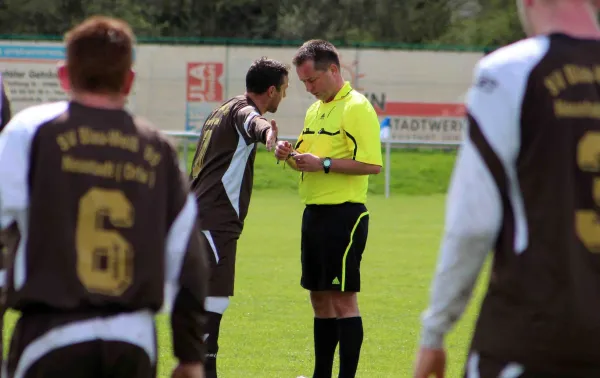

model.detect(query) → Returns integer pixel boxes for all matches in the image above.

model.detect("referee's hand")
[275,140,292,160]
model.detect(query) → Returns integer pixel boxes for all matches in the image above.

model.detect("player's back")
[1,100,180,313]
[471,33,600,371]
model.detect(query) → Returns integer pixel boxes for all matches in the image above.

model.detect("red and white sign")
[186,62,224,102]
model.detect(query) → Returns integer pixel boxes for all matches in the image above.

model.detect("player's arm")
[164,146,209,365]
[0,81,12,132]
[419,66,516,349]
[331,103,382,175]
[0,114,30,233]
[249,117,274,145]
[0,113,32,370]
[235,106,272,145]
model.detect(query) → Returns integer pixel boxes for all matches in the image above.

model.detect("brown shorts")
[6,310,157,378]
[200,230,240,297]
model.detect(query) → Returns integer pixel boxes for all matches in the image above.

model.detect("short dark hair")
[64,16,135,94]
[292,39,340,71]
[245,57,289,94]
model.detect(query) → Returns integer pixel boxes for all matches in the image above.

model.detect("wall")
[0,41,483,142]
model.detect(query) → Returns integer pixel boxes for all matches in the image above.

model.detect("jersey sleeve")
[163,142,209,363]
[342,102,383,166]
[419,61,520,349]
[0,114,32,229]
[234,105,270,145]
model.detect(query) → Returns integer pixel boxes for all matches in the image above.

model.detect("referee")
[275,39,382,378]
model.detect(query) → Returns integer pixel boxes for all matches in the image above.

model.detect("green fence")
[0,34,499,53]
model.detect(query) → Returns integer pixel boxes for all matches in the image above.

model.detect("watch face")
[324,159,331,167]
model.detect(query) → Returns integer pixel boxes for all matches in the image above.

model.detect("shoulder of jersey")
[8,101,69,132]
[307,100,321,113]
[476,35,550,76]
[347,88,371,106]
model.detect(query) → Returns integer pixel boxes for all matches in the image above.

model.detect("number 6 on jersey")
[576,131,600,253]
[76,187,135,296]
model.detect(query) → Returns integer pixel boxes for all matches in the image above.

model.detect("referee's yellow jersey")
[295,81,383,205]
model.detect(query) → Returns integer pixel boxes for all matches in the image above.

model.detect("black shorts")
[301,202,369,292]
[464,351,600,378]
[201,230,240,297]
[6,310,156,378]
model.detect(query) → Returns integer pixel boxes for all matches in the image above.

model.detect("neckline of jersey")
[321,81,354,105]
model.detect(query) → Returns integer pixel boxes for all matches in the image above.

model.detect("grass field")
[3,147,492,377]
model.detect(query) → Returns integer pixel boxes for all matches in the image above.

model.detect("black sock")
[337,317,363,378]
[313,317,339,378]
[204,311,223,378]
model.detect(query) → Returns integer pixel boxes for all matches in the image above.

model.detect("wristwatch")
[323,157,332,174]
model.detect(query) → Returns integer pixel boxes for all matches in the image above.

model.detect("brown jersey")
[0,101,208,363]
[189,95,271,233]
[472,33,600,370]
[421,33,600,373]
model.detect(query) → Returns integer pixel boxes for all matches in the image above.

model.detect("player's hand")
[275,140,292,160]
[293,153,322,172]
[171,363,205,378]
[265,119,278,151]
[413,347,446,378]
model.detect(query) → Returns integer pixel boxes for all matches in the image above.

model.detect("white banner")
[0,41,483,143]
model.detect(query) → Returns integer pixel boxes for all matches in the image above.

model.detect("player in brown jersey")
[188,57,288,378]
[414,1,600,377]
[0,16,209,378]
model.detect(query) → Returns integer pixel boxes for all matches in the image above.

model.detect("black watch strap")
[323,157,331,173]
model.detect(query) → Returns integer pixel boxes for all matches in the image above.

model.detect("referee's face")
[296,60,335,102]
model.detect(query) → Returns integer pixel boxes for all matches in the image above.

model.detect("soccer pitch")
[2,149,490,377]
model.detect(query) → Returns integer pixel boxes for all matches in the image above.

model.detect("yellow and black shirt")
[295,81,383,205]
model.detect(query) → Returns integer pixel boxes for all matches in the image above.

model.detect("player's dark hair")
[64,16,135,94]
[245,57,289,94]
[292,39,340,70]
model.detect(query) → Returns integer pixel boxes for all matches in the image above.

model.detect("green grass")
[3,147,494,377]
[182,146,458,196]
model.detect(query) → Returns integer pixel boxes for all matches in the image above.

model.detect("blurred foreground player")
[188,57,289,378]
[414,0,600,377]
[0,74,12,131]
[0,16,208,378]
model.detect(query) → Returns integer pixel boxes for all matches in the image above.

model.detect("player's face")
[296,60,337,102]
[267,75,288,113]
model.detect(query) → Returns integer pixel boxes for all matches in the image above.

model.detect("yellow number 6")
[576,131,600,253]
[76,187,135,296]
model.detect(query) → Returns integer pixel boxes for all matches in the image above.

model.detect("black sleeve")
[171,220,208,363]
[165,143,209,363]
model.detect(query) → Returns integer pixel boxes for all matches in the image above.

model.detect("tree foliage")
[0,0,526,48]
